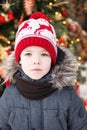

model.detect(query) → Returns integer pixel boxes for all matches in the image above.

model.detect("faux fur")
[2,47,78,89]
[51,47,78,89]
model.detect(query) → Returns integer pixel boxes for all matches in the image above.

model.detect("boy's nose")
[34,61,40,64]
[33,58,40,64]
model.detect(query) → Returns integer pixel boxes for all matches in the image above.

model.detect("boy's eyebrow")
[25,49,31,52]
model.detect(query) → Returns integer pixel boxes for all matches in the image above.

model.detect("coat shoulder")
[0,84,22,107]
[56,86,82,110]
[2,84,19,98]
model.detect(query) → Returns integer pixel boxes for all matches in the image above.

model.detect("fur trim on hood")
[1,47,78,89]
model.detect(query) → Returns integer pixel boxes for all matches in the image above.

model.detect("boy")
[0,12,87,130]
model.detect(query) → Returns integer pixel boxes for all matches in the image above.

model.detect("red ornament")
[61,8,68,17]
[58,37,65,45]
[84,99,87,106]
[5,79,10,87]
[0,15,5,25]
[81,98,87,111]
[75,83,80,96]
[8,11,14,21]
[5,48,11,54]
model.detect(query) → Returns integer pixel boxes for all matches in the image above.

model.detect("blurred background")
[0,0,87,109]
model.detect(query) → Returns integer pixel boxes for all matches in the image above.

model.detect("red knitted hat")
[14,12,58,64]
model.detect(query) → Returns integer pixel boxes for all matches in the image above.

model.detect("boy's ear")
[19,60,21,65]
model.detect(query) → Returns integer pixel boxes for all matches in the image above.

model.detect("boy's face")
[19,46,52,80]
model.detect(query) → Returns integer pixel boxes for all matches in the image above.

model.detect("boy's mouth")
[31,69,42,71]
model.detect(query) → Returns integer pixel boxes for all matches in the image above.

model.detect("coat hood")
[2,46,78,89]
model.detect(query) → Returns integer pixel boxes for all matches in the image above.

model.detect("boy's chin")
[30,76,43,80]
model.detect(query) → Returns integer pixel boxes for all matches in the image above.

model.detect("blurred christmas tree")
[0,0,87,95]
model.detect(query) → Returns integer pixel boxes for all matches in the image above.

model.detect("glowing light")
[62,20,66,25]
[71,40,74,44]
[74,79,78,84]
[49,2,52,6]
[77,56,82,61]
[76,38,80,42]
[50,19,52,23]
[55,11,62,17]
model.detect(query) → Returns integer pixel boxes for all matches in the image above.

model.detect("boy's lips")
[31,69,42,71]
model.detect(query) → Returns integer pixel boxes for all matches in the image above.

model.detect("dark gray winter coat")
[0,47,87,130]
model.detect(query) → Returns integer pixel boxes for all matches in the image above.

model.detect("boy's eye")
[41,53,49,56]
[25,53,32,56]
